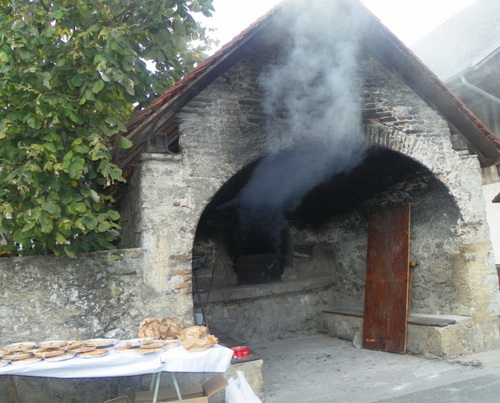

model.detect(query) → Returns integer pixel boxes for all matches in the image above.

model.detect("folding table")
[0,341,234,403]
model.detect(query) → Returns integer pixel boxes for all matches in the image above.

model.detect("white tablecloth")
[0,343,234,378]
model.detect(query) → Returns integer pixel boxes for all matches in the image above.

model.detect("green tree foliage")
[0,0,213,257]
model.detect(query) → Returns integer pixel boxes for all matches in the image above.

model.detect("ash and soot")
[222,0,370,280]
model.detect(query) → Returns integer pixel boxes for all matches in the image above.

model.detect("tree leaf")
[91,80,105,94]
[70,74,85,87]
[67,157,85,179]
[0,51,9,63]
[123,77,135,95]
[107,210,120,221]
[117,136,133,149]
[68,112,84,125]
[42,201,60,215]
[56,232,67,244]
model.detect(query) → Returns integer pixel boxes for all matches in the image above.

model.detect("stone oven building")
[113,0,500,357]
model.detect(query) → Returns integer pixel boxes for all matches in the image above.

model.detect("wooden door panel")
[362,203,411,353]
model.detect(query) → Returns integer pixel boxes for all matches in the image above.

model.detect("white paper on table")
[160,344,234,373]
[0,342,233,378]
[0,349,164,378]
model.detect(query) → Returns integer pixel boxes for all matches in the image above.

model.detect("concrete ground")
[251,334,500,403]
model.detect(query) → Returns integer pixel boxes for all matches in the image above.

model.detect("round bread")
[38,341,68,349]
[4,351,33,361]
[3,342,38,351]
[137,318,161,339]
[66,341,84,350]
[72,346,95,354]
[164,340,180,348]
[78,349,109,358]
[136,346,165,355]
[34,349,65,359]
[45,352,75,362]
[116,345,138,352]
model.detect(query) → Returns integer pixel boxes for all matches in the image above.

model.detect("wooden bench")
[323,307,458,327]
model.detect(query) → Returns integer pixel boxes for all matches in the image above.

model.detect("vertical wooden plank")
[362,203,411,353]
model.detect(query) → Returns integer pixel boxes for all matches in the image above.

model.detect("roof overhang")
[114,0,500,184]
[362,12,500,167]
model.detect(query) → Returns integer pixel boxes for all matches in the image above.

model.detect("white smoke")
[235,0,369,213]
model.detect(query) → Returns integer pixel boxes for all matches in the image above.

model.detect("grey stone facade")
[118,44,500,353]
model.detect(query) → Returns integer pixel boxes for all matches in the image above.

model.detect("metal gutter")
[460,75,500,105]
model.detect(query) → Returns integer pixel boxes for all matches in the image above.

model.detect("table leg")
[171,373,183,403]
[149,373,156,390]
[8,375,20,403]
[151,373,161,403]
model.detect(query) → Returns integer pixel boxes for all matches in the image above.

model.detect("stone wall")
[324,313,500,358]
[316,167,463,315]
[193,235,335,343]
[119,153,203,325]
[0,249,146,345]
[0,248,168,403]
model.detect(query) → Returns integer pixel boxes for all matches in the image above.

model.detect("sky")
[202,0,479,50]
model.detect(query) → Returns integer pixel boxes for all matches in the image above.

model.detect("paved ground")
[252,334,500,402]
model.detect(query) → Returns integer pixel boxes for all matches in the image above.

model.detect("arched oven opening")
[192,145,460,342]
[195,146,439,282]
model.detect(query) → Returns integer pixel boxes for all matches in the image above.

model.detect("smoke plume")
[229,0,369,264]
[245,0,368,207]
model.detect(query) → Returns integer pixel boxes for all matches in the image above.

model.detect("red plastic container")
[231,345,249,358]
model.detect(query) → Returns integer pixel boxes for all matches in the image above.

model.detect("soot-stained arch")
[193,144,459,285]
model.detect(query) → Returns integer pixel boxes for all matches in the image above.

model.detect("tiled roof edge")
[124,4,282,136]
